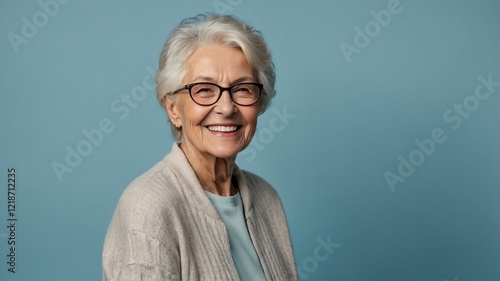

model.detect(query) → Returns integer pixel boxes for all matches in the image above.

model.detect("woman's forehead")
[184,45,254,83]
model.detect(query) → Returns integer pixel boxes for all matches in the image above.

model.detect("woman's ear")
[164,96,182,128]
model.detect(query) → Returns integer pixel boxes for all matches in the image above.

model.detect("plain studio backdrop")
[1,0,499,280]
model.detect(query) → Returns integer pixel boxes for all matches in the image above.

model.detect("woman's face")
[165,44,259,159]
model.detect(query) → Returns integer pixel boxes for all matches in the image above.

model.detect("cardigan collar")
[163,143,255,220]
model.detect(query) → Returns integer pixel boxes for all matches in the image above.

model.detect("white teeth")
[207,125,238,132]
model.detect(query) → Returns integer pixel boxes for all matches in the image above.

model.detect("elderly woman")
[103,14,297,281]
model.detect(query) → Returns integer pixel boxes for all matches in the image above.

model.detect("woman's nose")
[214,90,236,116]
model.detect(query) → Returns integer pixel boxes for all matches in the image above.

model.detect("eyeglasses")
[169,82,264,106]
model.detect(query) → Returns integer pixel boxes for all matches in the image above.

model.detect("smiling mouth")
[206,125,241,132]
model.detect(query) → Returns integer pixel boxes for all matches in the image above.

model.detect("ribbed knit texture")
[102,143,298,281]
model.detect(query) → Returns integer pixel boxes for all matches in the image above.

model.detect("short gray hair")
[155,13,276,141]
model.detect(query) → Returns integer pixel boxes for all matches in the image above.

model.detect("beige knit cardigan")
[102,143,297,281]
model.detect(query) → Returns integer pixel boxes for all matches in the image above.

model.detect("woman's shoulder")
[103,159,187,277]
[125,158,180,198]
[110,159,186,231]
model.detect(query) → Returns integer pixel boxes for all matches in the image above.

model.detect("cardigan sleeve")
[107,263,177,281]
[102,171,183,281]
[103,230,180,281]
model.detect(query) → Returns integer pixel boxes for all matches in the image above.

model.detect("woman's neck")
[180,142,237,196]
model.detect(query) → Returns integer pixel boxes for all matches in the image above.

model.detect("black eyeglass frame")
[168,82,264,106]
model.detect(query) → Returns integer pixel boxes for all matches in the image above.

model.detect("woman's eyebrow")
[191,76,216,82]
[191,76,255,84]
[232,76,254,84]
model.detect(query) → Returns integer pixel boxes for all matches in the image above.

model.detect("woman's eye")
[195,87,213,94]
[234,87,250,92]
[234,89,253,97]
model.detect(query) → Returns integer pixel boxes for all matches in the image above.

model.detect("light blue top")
[205,191,267,281]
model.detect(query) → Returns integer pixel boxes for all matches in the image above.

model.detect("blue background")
[1,0,499,280]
